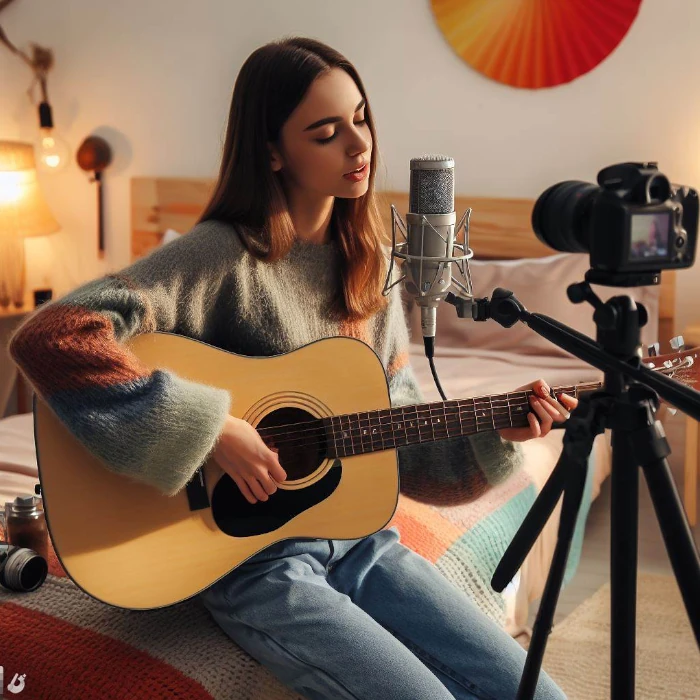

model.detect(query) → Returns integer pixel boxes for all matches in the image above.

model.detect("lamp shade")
[0,141,60,240]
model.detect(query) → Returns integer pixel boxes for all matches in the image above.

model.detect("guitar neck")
[320,380,602,458]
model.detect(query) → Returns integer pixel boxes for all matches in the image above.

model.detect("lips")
[344,162,367,175]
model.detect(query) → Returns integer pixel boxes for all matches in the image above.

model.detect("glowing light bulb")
[34,101,70,173]
[35,126,70,172]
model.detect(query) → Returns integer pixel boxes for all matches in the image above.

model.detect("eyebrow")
[303,98,366,131]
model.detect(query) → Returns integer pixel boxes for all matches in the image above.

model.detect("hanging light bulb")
[34,101,70,172]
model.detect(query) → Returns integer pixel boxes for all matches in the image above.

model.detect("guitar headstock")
[642,335,698,389]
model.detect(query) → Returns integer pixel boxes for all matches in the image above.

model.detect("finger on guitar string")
[268,447,288,483]
[542,393,571,420]
[526,411,541,438]
[232,473,258,504]
[533,381,570,420]
[528,395,554,437]
[261,471,279,495]
[248,473,271,501]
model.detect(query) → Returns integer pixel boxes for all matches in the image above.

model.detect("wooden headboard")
[130,177,676,345]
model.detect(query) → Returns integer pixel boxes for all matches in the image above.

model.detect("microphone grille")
[409,155,454,215]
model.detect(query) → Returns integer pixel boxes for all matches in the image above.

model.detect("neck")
[286,186,335,245]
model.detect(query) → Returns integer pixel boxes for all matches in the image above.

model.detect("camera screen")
[629,212,672,261]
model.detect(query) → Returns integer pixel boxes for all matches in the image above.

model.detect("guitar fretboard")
[257,381,601,458]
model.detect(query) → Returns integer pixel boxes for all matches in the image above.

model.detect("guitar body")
[34,333,399,610]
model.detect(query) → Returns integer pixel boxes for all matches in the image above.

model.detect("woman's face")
[269,67,373,201]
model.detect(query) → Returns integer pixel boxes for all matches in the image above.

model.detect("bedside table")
[0,300,32,416]
[682,324,700,527]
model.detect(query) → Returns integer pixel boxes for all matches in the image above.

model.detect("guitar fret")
[362,413,368,450]
[364,411,371,453]
[437,403,448,440]
[364,413,372,454]
[373,412,383,450]
[488,395,495,430]
[506,393,513,428]
[366,411,374,453]
[377,409,387,451]
[346,414,356,456]
[330,416,339,457]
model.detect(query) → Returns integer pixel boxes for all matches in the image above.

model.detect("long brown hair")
[198,36,388,322]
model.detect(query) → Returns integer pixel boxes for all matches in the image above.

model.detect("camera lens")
[532,180,599,254]
[0,545,48,592]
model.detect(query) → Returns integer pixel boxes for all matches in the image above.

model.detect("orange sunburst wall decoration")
[431,0,643,89]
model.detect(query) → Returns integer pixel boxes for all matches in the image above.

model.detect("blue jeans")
[200,527,566,700]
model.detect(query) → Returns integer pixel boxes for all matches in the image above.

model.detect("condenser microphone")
[405,155,457,338]
[382,155,475,353]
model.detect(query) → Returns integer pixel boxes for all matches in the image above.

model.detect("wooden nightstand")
[0,300,32,415]
[682,323,700,527]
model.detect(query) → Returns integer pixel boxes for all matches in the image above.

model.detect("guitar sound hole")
[257,407,327,481]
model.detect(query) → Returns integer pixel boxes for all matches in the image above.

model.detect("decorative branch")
[0,0,55,104]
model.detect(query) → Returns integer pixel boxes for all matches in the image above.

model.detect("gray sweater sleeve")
[8,222,237,497]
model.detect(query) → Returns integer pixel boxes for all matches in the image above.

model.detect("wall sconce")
[0,141,60,308]
[76,135,112,259]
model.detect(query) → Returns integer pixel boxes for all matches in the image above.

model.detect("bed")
[0,180,671,700]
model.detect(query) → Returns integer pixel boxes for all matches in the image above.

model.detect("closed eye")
[316,119,367,145]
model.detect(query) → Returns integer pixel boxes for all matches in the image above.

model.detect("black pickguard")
[210,459,343,537]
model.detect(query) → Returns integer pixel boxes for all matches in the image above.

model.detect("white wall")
[2,0,700,335]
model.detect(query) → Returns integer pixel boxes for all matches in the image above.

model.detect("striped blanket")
[0,459,594,700]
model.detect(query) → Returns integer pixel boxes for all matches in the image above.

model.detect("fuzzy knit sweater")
[8,219,523,504]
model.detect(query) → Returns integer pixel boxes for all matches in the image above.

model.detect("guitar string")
[257,411,533,455]
[256,386,590,445]
[255,389,591,451]
[255,383,594,444]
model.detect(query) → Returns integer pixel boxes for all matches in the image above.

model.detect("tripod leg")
[641,454,700,646]
[610,430,639,700]
[517,465,588,700]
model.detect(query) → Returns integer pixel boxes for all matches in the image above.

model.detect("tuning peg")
[647,342,660,357]
[670,335,685,351]
[663,359,674,369]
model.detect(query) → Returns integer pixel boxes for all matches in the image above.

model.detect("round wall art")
[431,0,643,89]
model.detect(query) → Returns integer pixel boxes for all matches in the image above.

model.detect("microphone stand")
[445,284,700,700]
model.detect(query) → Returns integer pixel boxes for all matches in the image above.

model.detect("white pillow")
[406,253,660,357]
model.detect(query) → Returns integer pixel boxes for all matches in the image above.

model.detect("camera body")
[532,162,698,284]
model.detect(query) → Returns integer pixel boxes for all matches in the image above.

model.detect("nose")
[348,128,371,158]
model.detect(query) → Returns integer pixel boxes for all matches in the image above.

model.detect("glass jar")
[2,494,49,562]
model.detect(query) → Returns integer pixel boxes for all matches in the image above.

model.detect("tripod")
[447,283,700,700]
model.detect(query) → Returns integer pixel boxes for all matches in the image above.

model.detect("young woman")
[10,36,576,700]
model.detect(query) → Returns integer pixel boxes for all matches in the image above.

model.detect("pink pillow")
[405,253,660,357]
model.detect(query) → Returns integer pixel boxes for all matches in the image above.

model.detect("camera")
[0,542,48,592]
[531,162,698,286]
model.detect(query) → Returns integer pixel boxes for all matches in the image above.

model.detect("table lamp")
[0,141,60,308]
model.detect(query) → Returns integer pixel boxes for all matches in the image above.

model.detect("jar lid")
[11,494,43,517]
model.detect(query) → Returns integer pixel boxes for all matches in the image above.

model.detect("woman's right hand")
[212,415,287,504]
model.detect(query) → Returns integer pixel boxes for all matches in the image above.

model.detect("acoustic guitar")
[32,332,697,610]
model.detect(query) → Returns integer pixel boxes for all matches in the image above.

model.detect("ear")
[267,142,284,173]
